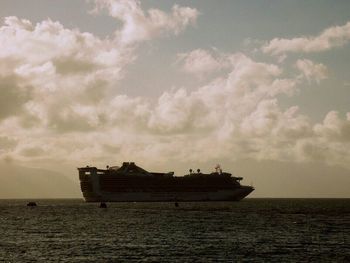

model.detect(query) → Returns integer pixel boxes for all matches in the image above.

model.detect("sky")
[0,0,350,198]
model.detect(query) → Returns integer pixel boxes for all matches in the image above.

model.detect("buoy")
[99,202,107,208]
[175,202,179,207]
[27,202,37,207]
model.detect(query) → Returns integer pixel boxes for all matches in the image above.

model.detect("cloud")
[138,53,307,165]
[262,21,350,55]
[289,111,350,165]
[150,53,290,134]
[0,16,132,98]
[0,76,33,120]
[314,111,350,142]
[0,2,198,128]
[20,146,46,157]
[148,88,208,133]
[47,104,103,132]
[0,8,349,172]
[1,46,311,166]
[296,59,328,83]
[0,16,130,78]
[0,15,135,131]
[0,136,17,151]
[176,49,224,76]
[91,0,199,45]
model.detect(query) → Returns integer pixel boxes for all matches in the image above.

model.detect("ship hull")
[82,186,254,202]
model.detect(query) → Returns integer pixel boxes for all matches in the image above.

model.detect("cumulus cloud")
[0,15,136,131]
[314,111,350,142]
[0,136,17,151]
[148,88,208,133]
[296,59,328,83]
[136,53,304,162]
[262,21,350,55]
[0,76,33,120]
[91,0,199,45]
[176,49,225,76]
[96,52,348,168]
[1,44,311,166]
[240,101,311,139]
[20,146,46,157]
[288,111,350,165]
[153,53,289,132]
[0,16,130,78]
[1,4,349,172]
[0,16,132,94]
[0,0,199,128]
[294,110,350,165]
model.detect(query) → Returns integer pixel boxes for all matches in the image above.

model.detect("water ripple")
[0,199,349,262]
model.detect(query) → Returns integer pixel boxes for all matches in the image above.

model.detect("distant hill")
[0,162,81,199]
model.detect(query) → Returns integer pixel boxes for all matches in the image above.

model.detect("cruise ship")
[78,162,254,202]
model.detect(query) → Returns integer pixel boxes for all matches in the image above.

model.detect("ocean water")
[0,199,349,262]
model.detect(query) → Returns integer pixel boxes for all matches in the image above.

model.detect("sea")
[0,199,349,262]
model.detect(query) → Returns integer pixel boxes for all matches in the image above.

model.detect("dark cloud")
[54,58,98,75]
[18,113,42,128]
[103,144,121,154]
[20,146,45,157]
[48,107,99,132]
[80,79,108,104]
[0,76,32,120]
[0,136,17,150]
[298,141,326,162]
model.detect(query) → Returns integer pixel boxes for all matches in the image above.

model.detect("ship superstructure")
[78,162,254,202]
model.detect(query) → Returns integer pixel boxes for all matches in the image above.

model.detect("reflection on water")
[0,199,349,262]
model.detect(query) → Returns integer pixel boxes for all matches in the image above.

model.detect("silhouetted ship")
[78,162,254,202]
